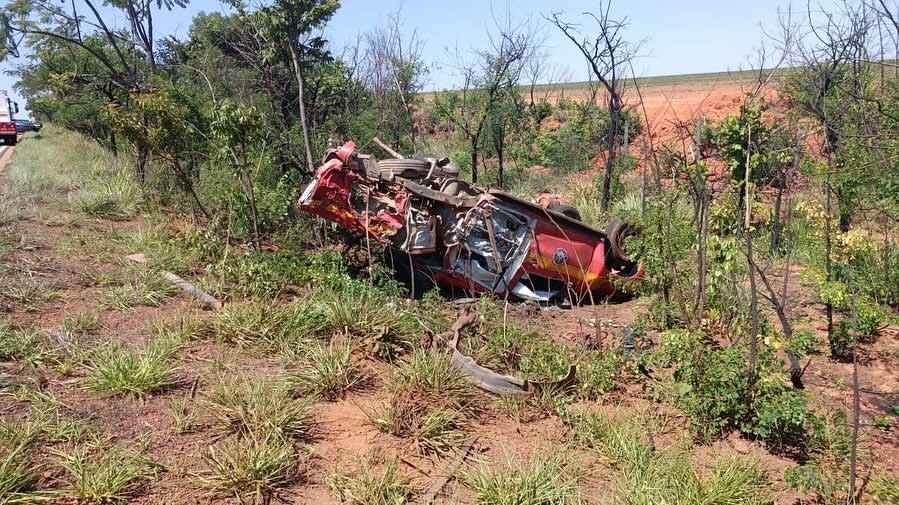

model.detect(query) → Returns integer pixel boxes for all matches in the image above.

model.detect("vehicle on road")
[0,91,19,146]
[15,119,35,133]
[298,141,641,304]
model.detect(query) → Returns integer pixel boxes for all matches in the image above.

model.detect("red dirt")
[3,81,898,504]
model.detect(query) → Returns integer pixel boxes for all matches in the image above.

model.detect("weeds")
[54,441,158,502]
[459,449,583,505]
[0,420,45,502]
[100,266,179,310]
[0,324,55,366]
[198,431,304,504]
[83,337,180,398]
[204,375,314,439]
[61,311,103,335]
[572,409,772,504]
[287,341,363,400]
[367,349,476,453]
[70,169,142,220]
[329,455,417,505]
[169,397,197,434]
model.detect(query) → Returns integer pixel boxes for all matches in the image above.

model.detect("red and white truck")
[0,90,19,146]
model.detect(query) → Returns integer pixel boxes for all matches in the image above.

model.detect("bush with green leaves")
[654,328,814,449]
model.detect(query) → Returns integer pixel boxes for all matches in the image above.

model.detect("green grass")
[169,397,197,435]
[61,311,103,335]
[204,375,314,439]
[198,431,305,504]
[70,169,142,220]
[209,300,328,353]
[0,324,55,366]
[100,266,179,310]
[366,349,477,455]
[287,341,364,400]
[82,337,180,398]
[572,409,772,504]
[329,456,417,505]
[459,449,584,505]
[0,419,46,503]
[53,441,158,502]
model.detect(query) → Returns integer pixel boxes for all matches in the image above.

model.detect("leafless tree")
[360,9,427,149]
[549,1,640,211]
[443,11,537,183]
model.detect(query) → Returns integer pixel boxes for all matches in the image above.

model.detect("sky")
[0,0,801,115]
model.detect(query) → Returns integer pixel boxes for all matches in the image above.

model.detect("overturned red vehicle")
[298,141,641,304]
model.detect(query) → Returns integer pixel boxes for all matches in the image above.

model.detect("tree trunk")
[288,38,316,172]
[601,92,621,212]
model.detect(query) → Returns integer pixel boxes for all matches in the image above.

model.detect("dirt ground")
[2,79,898,504]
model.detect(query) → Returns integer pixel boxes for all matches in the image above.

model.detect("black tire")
[376,158,431,180]
[548,203,582,221]
[6,135,17,146]
[605,219,639,276]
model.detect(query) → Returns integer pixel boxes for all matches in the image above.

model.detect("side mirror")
[13,102,19,113]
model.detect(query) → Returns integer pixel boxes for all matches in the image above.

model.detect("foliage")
[198,431,306,504]
[83,337,180,398]
[459,449,583,505]
[329,456,417,505]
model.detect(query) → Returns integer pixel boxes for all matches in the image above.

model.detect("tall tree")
[255,0,339,172]
[550,2,639,211]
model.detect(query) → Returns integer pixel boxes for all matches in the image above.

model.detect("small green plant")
[169,397,197,434]
[54,442,158,502]
[0,324,55,365]
[198,432,304,504]
[83,337,180,398]
[872,415,894,432]
[101,267,179,310]
[0,420,45,502]
[414,408,467,455]
[367,349,476,447]
[329,455,417,505]
[287,341,363,400]
[204,376,314,439]
[61,311,103,334]
[460,449,583,505]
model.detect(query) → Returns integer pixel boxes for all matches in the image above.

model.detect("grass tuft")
[204,375,314,439]
[198,431,304,504]
[460,449,583,505]
[366,349,476,454]
[100,267,179,310]
[0,420,45,502]
[53,441,158,502]
[287,341,363,400]
[61,311,103,335]
[329,455,417,505]
[83,337,180,398]
[169,397,197,435]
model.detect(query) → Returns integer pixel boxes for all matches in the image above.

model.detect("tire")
[377,158,431,180]
[548,203,582,221]
[605,219,639,276]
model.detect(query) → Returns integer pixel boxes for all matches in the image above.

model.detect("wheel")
[605,219,639,276]
[548,203,582,221]
[376,158,431,180]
